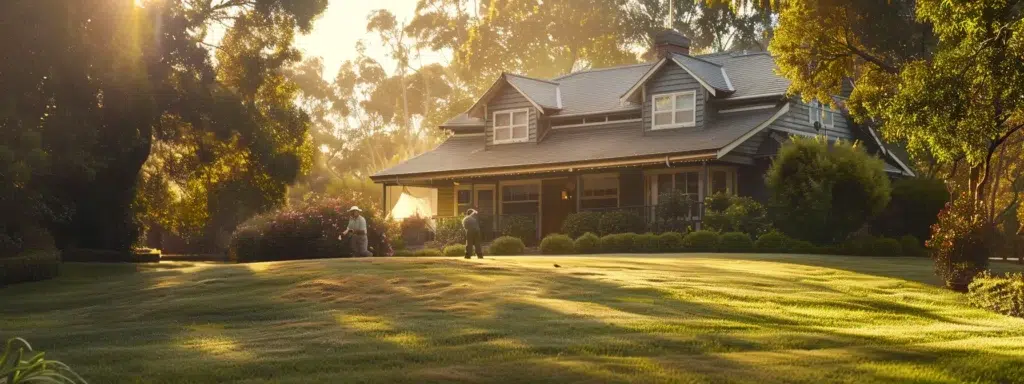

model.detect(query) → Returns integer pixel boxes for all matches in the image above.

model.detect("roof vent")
[652,29,691,59]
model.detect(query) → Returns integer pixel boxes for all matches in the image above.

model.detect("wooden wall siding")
[769,98,855,140]
[642,64,705,132]
[733,130,769,156]
[485,85,539,146]
[619,170,646,207]
[437,185,455,216]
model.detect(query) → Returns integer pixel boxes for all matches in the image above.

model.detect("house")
[371,30,913,241]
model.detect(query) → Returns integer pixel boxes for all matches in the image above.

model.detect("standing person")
[462,209,484,259]
[342,206,372,257]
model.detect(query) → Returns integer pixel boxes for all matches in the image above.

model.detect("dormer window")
[493,109,529,144]
[652,91,696,130]
[808,100,835,128]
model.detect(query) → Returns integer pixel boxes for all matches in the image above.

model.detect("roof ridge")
[504,72,560,85]
[672,53,722,67]
[551,62,655,81]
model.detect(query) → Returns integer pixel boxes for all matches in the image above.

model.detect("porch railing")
[580,202,706,233]
[430,214,539,243]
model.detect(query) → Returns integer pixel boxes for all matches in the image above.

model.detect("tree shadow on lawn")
[3,258,1023,383]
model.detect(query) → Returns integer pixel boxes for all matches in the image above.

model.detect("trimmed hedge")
[417,248,443,256]
[786,239,816,254]
[869,237,903,257]
[229,197,392,262]
[900,235,926,257]
[597,211,645,236]
[755,231,790,253]
[500,215,537,245]
[540,234,575,255]
[719,232,753,253]
[574,233,601,254]
[658,232,684,253]
[488,236,525,255]
[683,230,720,252]
[0,251,61,285]
[632,233,660,253]
[561,212,601,239]
[967,271,1023,318]
[61,248,161,263]
[600,233,636,253]
[443,244,467,256]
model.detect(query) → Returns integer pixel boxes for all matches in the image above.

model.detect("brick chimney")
[651,29,691,58]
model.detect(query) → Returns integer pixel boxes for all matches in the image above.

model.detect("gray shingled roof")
[551,63,654,115]
[505,74,560,109]
[702,52,790,98]
[374,106,782,179]
[439,51,790,127]
[671,54,733,93]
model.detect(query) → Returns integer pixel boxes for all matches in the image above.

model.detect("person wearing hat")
[462,209,483,259]
[342,206,372,257]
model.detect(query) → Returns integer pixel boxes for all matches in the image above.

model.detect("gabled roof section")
[439,113,484,128]
[700,52,790,99]
[670,53,734,96]
[466,73,561,117]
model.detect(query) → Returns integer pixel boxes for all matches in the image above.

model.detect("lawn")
[2,254,1024,384]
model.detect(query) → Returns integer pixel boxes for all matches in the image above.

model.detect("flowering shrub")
[927,194,991,290]
[228,195,392,262]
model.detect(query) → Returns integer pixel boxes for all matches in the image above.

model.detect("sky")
[293,0,450,80]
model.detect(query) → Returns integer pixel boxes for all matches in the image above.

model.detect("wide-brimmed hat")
[347,206,362,212]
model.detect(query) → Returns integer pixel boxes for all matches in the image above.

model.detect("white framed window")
[492,109,530,144]
[581,174,619,209]
[651,90,696,130]
[808,100,835,128]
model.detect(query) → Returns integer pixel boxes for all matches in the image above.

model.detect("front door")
[541,178,574,238]
[475,186,496,240]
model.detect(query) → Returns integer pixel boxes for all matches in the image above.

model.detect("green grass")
[2,254,1024,383]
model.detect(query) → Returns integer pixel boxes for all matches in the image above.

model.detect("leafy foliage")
[434,216,466,246]
[631,233,661,253]
[719,232,754,253]
[500,215,537,245]
[0,251,60,286]
[443,244,466,256]
[599,233,636,254]
[656,190,695,222]
[683,230,720,252]
[766,137,891,244]
[573,232,601,254]
[228,195,392,262]
[561,212,602,239]
[701,193,771,237]
[1,337,86,383]
[657,232,685,253]
[597,210,646,236]
[873,178,950,242]
[488,236,525,256]
[967,271,1024,318]
[927,195,992,289]
[540,234,575,255]
[755,231,790,253]
[900,235,926,257]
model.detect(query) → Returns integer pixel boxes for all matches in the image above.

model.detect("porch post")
[575,175,582,212]
[381,183,388,219]
[699,161,709,230]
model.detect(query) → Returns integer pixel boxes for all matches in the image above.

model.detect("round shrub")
[967,271,1024,318]
[540,234,575,255]
[599,233,635,253]
[766,136,891,244]
[574,232,601,254]
[0,250,60,285]
[870,237,903,257]
[443,244,466,256]
[683,230,720,252]
[415,248,443,256]
[500,215,537,245]
[632,233,660,253]
[718,232,753,252]
[900,235,925,257]
[488,236,526,255]
[561,212,601,239]
[658,232,684,252]
[657,190,696,222]
[597,210,645,236]
[786,239,816,254]
[872,177,949,242]
[704,192,733,212]
[755,231,790,253]
[434,216,466,246]
[229,196,392,262]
